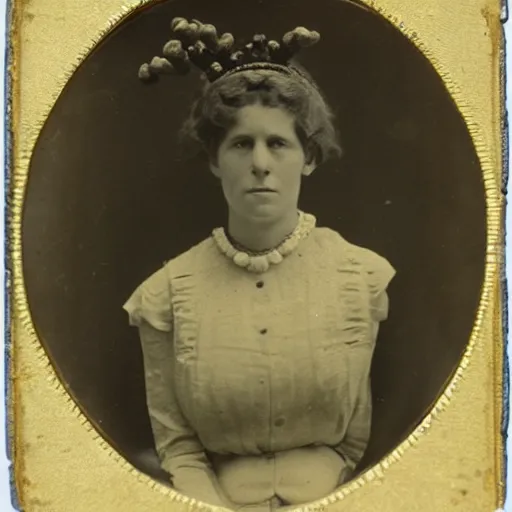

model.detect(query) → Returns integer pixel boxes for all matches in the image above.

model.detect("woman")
[124,17,395,511]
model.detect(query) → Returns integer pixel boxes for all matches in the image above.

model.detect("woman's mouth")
[247,187,277,194]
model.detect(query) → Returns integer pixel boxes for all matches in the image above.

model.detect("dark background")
[22,0,486,484]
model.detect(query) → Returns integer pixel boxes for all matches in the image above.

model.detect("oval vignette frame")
[15,0,497,508]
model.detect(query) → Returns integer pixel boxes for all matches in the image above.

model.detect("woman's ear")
[209,160,221,178]
[209,147,222,178]
[302,159,317,176]
[207,140,223,177]
[302,141,317,176]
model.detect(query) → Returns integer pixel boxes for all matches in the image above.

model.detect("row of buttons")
[256,280,267,335]
[254,276,277,441]
[254,278,283,429]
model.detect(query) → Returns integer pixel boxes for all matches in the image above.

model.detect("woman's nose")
[251,143,271,177]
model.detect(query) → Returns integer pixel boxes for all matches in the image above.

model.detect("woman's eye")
[233,140,251,149]
[269,139,286,149]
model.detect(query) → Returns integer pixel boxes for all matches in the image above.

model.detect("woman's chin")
[234,204,295,224]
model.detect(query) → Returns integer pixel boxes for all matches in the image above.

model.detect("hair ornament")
[208,61,225,81]
[187,40,212,70]
[218,32,236,52]
[139,17,320,83]
[149,56,175,74]
[171,17,201,46]
[162,40,191,74]
[283,27,321,48]
[199,24,220,51]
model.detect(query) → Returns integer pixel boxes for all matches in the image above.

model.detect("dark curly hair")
[179,64,342,166]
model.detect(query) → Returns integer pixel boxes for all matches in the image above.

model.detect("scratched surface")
[8,0,504,511]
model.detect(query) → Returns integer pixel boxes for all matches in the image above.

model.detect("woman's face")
[210,104,315,224]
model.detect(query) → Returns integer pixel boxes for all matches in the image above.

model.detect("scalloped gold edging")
[9,0,503,510]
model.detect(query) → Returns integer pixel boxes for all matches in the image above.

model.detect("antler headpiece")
[139,17,321,84]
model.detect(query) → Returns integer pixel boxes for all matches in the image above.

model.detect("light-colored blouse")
[123,214,395,510]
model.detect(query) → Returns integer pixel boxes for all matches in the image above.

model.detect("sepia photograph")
[14,0,498,510]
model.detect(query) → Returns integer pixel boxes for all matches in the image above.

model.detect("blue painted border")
[4,0,20,510]
[501,3,510,511]
[503,0,511,510]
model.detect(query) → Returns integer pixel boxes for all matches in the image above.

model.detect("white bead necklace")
[212,211,316,273]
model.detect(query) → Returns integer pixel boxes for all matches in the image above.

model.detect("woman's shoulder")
[310,226,396,288]
[123,236,217,330]
[136,236,216,286]
[163,236,219,277]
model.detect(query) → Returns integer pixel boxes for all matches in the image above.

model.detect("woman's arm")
[333,289,390,481]
[332,378,372,481]
[138,321,234,508]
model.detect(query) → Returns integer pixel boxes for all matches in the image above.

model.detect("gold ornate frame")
[8,0,505,510]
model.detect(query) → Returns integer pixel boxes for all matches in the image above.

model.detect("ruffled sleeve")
[123,266,172,332]
[360,249,396,322]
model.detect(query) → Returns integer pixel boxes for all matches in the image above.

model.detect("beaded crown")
[138,17,321,84]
